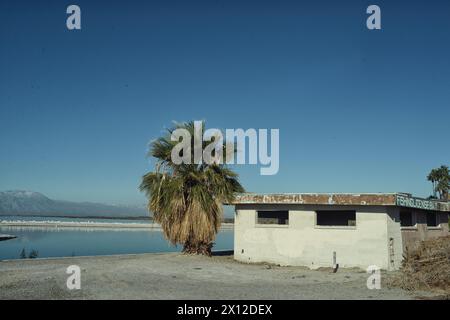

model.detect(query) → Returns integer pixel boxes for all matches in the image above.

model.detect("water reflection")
[0,226,233,260]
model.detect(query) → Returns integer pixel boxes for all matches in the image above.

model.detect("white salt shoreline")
[0,220,234,230]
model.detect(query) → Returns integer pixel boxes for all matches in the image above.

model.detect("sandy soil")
[0,253,434,300]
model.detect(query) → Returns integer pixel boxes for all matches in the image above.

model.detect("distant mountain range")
[0,190,149,218]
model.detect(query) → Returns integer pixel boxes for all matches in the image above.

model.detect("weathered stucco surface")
[234,204,402,271]
[231,193,450,212]
[232,193,397,206]
[232,193,449,271]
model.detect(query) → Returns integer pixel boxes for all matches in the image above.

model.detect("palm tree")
[436,165,449,201]
[427,168,440,198]
[140,121,245,255]
[427,165,450,201]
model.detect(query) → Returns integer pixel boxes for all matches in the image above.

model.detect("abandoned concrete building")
[231,193,450,271]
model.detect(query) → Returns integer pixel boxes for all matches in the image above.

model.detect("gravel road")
[0,253,431,300]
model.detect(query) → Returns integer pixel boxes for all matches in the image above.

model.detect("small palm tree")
[427,165,450,201]
[140,121,244,255]
[427,168,440,198]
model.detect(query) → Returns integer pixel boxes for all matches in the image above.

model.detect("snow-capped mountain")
[0,190,149,218]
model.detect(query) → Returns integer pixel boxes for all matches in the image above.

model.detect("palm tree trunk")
[182,241,213,256]
[433,182,436,197]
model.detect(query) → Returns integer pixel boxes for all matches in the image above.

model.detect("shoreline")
[0,221,234,230]
[0,234,17,241]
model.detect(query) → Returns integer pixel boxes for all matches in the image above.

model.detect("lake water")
[0,216,234,260]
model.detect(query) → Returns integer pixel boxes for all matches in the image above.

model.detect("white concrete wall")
[385,207,404,270]
[234,204,398,270]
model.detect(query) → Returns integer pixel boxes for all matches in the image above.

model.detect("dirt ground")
[0,253,436,300]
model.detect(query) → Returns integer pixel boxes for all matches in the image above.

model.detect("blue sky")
[1,0,449,205]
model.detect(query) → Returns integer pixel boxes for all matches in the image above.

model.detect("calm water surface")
[0,216,233,260]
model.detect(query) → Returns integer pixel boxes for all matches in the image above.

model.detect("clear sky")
[1,0,449,206]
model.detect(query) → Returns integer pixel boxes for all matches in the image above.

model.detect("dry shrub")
[391,236,450,292]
